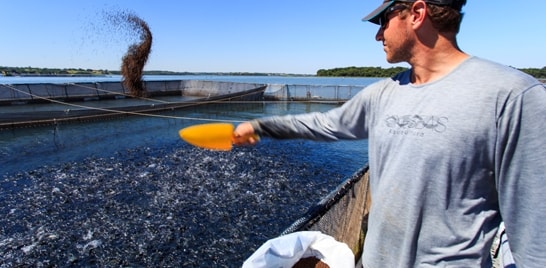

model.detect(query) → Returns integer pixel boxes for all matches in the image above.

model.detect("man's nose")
[375,27,384,42]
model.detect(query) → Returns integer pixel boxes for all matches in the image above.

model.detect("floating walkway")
[0,79,366,129]
[0,80,266,129]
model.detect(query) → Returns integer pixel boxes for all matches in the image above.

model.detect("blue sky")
[1,0,545,74]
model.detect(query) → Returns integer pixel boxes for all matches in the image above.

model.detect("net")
[282,165,371,261]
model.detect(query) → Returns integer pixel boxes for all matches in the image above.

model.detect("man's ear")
[410,0,428,28]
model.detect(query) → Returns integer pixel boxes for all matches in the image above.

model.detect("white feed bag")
[242,231,355,268]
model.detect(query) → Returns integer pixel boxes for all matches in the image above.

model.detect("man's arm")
[495,84,546,267]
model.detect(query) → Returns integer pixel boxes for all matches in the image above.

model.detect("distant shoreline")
[1,72,315,78]
[0,67,314,78]
[1,66,545,80]
[5,74,110,77]
[6,74,545,82]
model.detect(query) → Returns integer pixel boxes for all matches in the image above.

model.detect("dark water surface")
[0,100,368,266]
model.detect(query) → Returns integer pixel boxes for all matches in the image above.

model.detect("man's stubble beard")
[386,28,414,64]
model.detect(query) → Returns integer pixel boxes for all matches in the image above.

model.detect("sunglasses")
[379,5,408,29]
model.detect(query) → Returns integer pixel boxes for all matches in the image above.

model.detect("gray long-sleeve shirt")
[252,57,546,267]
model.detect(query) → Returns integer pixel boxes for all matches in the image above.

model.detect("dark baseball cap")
[362,0,466,24]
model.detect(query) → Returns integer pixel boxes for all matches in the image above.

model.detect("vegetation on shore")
[317,66,409,77]
[0,67,307,77]
[516,67,546,79]
[1,67,110,77]
[1,65,545,79]
[317,66,546,79]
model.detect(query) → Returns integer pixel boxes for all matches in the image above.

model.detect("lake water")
[0,75,374,267]
[0,74,379,87]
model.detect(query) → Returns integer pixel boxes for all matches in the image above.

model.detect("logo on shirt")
[385,115,448,137]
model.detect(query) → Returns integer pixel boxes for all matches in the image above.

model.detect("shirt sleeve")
[495,83,546,267]
[253,85,375,141]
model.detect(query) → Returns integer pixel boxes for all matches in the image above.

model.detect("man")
[234,0,546,267]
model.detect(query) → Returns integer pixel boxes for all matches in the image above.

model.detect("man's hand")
[233,122,260,146]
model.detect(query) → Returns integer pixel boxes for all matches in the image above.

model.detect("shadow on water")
[0,102,368,267]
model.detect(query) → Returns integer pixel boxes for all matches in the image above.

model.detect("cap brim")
[362,0,395,25]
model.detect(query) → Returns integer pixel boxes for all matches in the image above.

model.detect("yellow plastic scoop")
[179,122,236,151]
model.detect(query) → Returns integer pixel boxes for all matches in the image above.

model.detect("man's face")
[375,5,414,64]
